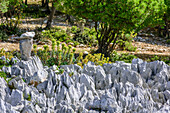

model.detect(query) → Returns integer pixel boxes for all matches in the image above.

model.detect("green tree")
[64,0,166,56]
[0,0,9,13]
[0,0,25,35]
[164,0,170,38]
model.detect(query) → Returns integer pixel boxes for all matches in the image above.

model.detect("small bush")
[166,39,170,44]
[110,51,137,63]
[116,31,137,52]
[147,55,170,65]
[0,71,7,81]
[35,41,76,66]
[0,30,8,41]
[71,26,97,47]
[76,53,110,67]
[42,27,71,42]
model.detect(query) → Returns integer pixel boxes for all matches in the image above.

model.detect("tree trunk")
[45,0,50,12]
[42,0,45,7]
[46,3,56,29]
[95,23,119,57]
[164,14,169,39]
[25,0,27,5]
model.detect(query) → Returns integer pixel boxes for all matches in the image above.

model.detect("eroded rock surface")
[0,58,170,113]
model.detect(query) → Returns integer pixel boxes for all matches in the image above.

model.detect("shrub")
[42,27,71,42]
[147,55,170,65]
[116,31,137,52]
[64,0,166,56]
[110,51,137,63]
[35,41,76,66]
[76,53,110,67]
[0,30,8,41]
[71,26,97,46]
[166,39,170,44]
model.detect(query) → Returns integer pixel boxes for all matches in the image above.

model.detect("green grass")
[0,71,7,80]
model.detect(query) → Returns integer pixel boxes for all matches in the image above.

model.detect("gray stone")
[37,81,48,93]
[167,81,170,90]
[108,66,119,82]
[11,65,23,76]
[79,84,87,100]
[2,66,11,75]
[0,78,10,101]
[12,103,24,112]
[101,96,118,111]
[22,103,36,113]
[62,73,74,88]
[35,104,41,113]
[31,92,46,108]
[103,63,117,74]
[164,90,170,100]
[30,69,48,83]
[19,32,35,40]
[57,105,74,113]
[156,105,170,113]
[120,63,131,70]
[19,39,33,61]
[83,61,96,76]
[80,73,95,94]
[0,99,6,113]
[47,97,56,109]
[8,79,26,91]
[131,63,138,72]
[60,64,82,74]
[8,89,24,106]
[68,85,79,104]
[18,55,44,77]
[17,32,35,61]
[23,87,31,99]
[56,85,68,103]
[121,69,143,86]
[44,75,55,98]
[95,66,107,89]
[5,102,20,113]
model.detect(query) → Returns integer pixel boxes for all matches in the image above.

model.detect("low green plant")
[0,30,8,41]
[147,55,170,65]
[42,27,71,42]
[0,48,14,65]
[76,53,110,67]
[116,31,137,52]
[110,51,137,63]
[27,94,31,101]
[71,26,97,47]
[57,69,64,74]
[166,39,170,44]
[35,41,76,66]
[0,71,7,81]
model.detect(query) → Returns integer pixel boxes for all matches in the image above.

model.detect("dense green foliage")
[70,26,97,47]
[116,32,137,51]
[0,0,26,35]
[33,41,76,66]
[110,51,137,63]
[42,27,71,42]
[0,30,8,41]
[63,0,166,56]
[0,0,9,13]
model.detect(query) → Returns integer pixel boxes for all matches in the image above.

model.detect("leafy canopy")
[64,0,166,33]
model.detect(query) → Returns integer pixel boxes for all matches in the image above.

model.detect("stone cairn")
[16,32,35,61]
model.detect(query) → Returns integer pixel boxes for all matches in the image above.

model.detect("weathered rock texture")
[1,57,170,113]
[17,32,35,61]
